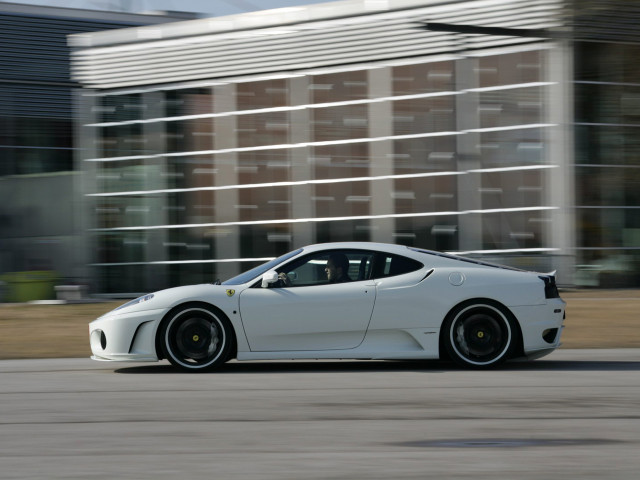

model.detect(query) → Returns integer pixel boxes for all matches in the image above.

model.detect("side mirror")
[261,270,279,288]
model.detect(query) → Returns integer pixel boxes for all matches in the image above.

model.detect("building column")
[144,90,168,291]
[455,57,483,253]
[74,88,98,289]
[547,42,576,284]
[289,75,314,247]
[368,66,394,243]
[213,83,241,279]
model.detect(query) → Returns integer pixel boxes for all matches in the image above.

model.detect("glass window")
[240,224,293,260]
[165,88,213,117]
[477,51,544,88]
[99,123,144,158]
[234,150,292,222]
[394,215,459,252]
[222,248,303,285]
[477,86,544,129]
[393,61,455,95]
[373,253,423,279]
[393,136,457,173]
[165,155,216,190]
[95,232,147,264]
[274,249,376,287]
[98,161,155,193]
[168,262,216,289]
[237,111,289,148]
[393,175,457,215]
[576,165,629,208]
[99,94,144,123]
[315,220,371,244]
[164,89,215,153]
[575,43,640,84]
[573,39,640,286]
[166,118,215,153]
[393,96,455,136]
[164,229,215,264]
[309,143,371,221]
[312,104,368,142]
[478,128,545,168]
[312,143,370,179]
[0,116,73,175]
[481,211,545,251]
[98,264,151,295]
[236,79,288,110]
[309,71,368,103]
[480,170,543,211]
[96,94,147,158]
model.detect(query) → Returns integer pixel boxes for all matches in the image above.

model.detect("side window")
[374,254,423,279]
[273,250,376,287]
[286,256,327,286]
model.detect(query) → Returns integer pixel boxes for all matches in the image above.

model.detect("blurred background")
[0,0,639,301]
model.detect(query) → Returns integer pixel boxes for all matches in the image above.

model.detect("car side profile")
[89,242,565,371]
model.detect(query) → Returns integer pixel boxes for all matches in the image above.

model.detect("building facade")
[571,1,640,287]
[69,0,640,295]
[0,2,193,295]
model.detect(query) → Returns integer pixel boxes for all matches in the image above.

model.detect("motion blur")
[0,0,639,300]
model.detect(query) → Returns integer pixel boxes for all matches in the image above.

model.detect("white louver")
[70,0,564,90]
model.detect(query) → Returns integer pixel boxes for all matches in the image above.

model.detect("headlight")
[113,294,155,312]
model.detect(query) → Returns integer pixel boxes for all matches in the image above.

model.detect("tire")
[442,301,517,368]
[160,304,232,372]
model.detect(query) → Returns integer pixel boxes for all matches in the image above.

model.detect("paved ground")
[1,349,639,479]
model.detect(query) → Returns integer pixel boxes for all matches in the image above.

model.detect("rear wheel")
[161,304,231,372]
[443,301,516,368]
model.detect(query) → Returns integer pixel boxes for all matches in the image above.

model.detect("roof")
[69,0,564,90]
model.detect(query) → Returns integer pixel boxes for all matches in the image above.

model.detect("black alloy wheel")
[162,305,231,372]
[443,302,516,368]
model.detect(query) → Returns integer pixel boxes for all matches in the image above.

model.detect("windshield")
[221,248,303,285]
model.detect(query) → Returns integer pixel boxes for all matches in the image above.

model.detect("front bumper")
[89,308,166,362]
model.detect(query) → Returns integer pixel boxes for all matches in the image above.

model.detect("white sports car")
[89,242,565,371]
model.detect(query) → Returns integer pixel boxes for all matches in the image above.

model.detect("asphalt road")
[1,350,640,480]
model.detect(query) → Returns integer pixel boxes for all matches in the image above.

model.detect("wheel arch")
[155,301,238,362]
[438,297,523,362]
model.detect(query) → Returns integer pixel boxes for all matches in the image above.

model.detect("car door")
[238,250,376,352]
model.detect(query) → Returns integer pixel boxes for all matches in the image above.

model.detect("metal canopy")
[70,0,565,90]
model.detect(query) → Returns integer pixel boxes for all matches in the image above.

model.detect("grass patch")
[0,290,639,360]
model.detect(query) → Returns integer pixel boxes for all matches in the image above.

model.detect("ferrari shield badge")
[226,289,235,297]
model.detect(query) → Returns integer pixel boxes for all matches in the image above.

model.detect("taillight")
[539,275,560,299]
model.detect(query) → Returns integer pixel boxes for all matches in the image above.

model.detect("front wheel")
[161,304,232,372]
[442,302,517,368]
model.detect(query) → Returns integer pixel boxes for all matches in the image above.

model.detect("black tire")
[160,304,232,372]
[442,301,517,368]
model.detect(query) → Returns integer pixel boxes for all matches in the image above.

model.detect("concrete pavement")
[1,350,639,479]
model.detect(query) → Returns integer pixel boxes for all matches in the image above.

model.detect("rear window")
[374,253,423,278]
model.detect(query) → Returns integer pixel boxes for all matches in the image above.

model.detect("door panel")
[239,282,376,351]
